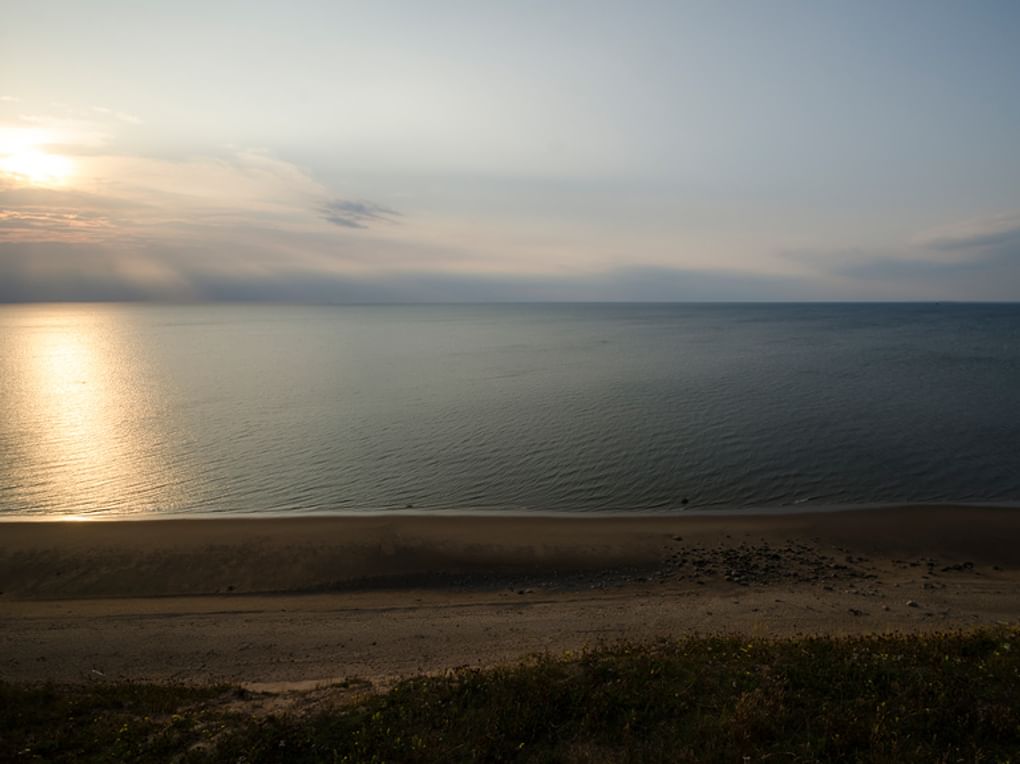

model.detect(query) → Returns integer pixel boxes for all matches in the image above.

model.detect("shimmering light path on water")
[1,303,1019,518]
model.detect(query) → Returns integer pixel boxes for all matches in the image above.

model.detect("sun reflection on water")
[33,322,116,504]
[0,306,180,518]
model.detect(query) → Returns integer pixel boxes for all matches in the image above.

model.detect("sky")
[2,0,1020,302]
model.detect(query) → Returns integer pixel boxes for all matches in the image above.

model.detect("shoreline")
[3,504,1018,686]
[3,499,1020,523]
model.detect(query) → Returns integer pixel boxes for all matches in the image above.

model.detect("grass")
[3,629,1019,762]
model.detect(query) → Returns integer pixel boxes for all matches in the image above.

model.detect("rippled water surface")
[1,303,1019,517]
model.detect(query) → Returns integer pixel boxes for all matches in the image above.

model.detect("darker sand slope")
[1,505,1018,600]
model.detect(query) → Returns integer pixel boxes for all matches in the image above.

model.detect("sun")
[1,148,74,184]
[0,128,75,186]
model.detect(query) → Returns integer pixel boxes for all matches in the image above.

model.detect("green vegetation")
[0,682,227,762]
[4,630,1019,762]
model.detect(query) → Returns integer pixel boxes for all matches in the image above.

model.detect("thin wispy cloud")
[777,211,1020,301]
[320,199,399,229]
[914,213,1020,255]
[0,208,116,241]
[90,106,142,125]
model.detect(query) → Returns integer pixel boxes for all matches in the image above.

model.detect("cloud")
[914,212,1020,254]
[779,211,1020,300]
[0,241,818,303]
[0,241,195,302]
[0,208,117,242]
[788,211,1020,277]
[3,100,1018,303]
[320,199,399,229]
[0,143,392,247]
[0,124,426,302]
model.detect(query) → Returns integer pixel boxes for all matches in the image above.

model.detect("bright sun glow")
[0,127,75,185]
[1,148,74,184]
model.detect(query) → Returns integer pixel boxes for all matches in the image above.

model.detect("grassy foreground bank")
[3,629,1019,763]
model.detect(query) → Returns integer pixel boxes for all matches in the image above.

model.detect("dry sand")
[1,506,1018,693]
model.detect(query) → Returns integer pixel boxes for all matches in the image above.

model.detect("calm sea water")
[1,303,1018,518]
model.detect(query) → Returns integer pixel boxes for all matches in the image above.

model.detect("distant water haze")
[1,303,1018,518]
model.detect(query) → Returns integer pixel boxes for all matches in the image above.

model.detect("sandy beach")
[2,506,1018,691]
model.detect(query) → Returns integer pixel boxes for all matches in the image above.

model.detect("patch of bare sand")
[1,506,1018,701]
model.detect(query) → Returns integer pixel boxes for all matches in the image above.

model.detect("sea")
[1,302,1018,519]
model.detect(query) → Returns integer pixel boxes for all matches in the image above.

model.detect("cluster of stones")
[657,539,877,587]
[890,557,981,575]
